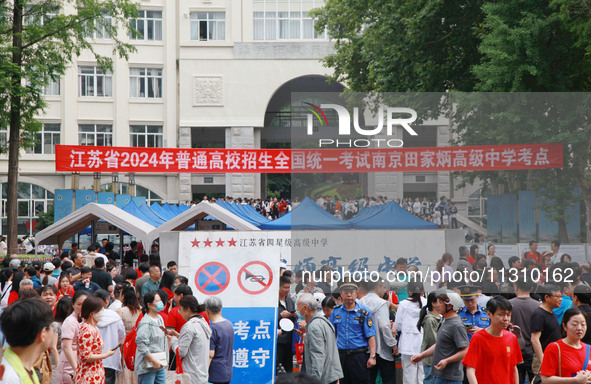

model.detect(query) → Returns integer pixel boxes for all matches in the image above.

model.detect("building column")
[367,127,404,199]
[436,126,451,199]
[225,127,261,198]
[178,127,192,202]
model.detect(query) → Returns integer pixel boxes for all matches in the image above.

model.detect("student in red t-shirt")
[523,240,542,264]
[166,284,209,333]
[540,307,591,382]
[463,295,523,384]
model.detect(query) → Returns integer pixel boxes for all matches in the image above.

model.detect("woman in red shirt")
[540,307,591,382]
[158,271,176,313]
[7,271,25,306]
[57,272,75,302]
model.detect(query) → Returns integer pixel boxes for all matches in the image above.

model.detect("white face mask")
[94,310,105,323]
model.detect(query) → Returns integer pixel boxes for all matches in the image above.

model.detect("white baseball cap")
[43,262,55,272]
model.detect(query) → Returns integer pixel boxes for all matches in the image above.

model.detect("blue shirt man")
[458,285,490,341]
[329,282,377,384]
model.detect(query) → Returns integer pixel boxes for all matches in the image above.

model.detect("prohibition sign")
[195,262,230,295]
[237,261,273,295]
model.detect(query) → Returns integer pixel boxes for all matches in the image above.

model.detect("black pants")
[105,368,116,384]
[277,343,294,373]
[369,355,395,384]
[338,350,370,384]
[518,356,535,384]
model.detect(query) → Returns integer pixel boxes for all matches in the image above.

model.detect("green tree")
[455,0,591,242]
[312,0,484,92]
[36,204,54,231]
[0,0,138,253]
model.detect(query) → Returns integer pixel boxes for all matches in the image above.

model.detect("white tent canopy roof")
[36,203,156,248]
[147,201,259,244]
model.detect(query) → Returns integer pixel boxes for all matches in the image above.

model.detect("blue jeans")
[424,365,436,384]
[138,368,166,384]
[434,379,462,384]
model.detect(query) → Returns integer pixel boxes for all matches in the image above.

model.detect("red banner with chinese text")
[55,143,563,173]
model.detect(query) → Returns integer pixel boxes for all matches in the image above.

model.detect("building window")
[0,128,7,152]
[468,189,488,227]
[130,10,163,41]
[24,6,59,26]
[79,124,113,146]
[0,182,54,236]
[79,66,113,97]
[43,77,60,96]
[253,0,326,40]
[130,125,163,147]
[190,12,225,41]
[26,123,60,154]
[100,183,162,205]
[129,68,163,98]
[87,14,112,39]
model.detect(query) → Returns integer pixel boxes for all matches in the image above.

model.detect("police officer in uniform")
[329,281,377,384]
[457,285,490,384]
[458,285,491,341]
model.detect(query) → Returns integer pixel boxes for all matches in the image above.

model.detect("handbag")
[166,348,190,384]
[145,351,168,369]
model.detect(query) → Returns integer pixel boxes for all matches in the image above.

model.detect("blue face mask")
[297,310,305,321]
[155,301,164,312]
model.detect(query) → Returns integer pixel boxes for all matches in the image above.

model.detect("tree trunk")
[6,0,23,255]
[557,219,569,244]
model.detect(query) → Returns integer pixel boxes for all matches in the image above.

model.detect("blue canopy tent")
[161,203,178,217]
[228,203,269,226]
[121,202,164,227]
[351,201,438,229]
[138,203,168,225]
[214,201,263,227]
[347,204,385,223]
[260,197,352,230]
[150,202,176,220]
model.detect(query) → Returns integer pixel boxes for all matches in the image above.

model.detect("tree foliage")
[312,0,484,92]
[313,0,591,241]
[1,0,139,253]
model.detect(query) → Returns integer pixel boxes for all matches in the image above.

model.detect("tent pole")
[91,220,96,246]
[119,228,124,267]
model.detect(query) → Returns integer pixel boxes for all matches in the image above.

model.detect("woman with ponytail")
[417,291,441,384]
[0,267,13,309]
[56,290,88,384]
[395,281,427,384]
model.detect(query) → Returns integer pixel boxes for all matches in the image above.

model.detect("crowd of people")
[0,245,234,384]
[275,239,591,384]
[192,194,460,228]
[4,235,591,384]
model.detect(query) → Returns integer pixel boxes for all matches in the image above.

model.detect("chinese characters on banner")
[55,143,563,173]
[178,232,288,384]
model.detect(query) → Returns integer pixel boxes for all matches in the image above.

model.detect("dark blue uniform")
[458,305,490,341]
[329,301,377,384]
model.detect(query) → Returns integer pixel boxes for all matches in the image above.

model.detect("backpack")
[122,326,138,371]
[122,315,144,371]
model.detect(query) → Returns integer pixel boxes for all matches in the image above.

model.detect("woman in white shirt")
[0,268,13,310]
[394,281,427,384]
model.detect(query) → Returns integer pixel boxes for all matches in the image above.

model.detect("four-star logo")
[192,237,238,247]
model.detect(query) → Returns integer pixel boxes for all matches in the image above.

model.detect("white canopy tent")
[147,201,260,244]
[35,203,156,249]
